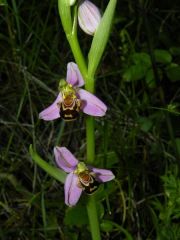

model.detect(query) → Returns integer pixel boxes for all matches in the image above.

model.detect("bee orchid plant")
[30,1,117,239]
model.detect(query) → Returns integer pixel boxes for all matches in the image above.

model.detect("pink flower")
[78,0,101,35]
[39,62,107,121]
[54,146,115,206]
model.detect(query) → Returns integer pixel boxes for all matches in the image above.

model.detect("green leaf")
[95,181,116,201]
[166,103,179,115]
[64,204,89,226]
[132,52,151,67]
[29,145,66,183]
[88,0,117,77]
[166,65,180,82]
[169,47,180,56]
[123,64,147,82]
[100,220,133,239]
[95,151,119,168]
[58,0,72,35]
[154,49,172,64]
[138,117,153,132]
[145,68,156,88]
[100,220,114,232]
[0,0,7,6]
[96,202,105,219]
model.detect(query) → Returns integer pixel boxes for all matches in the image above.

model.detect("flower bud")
[78,0,101,35]
[69,0,76,6]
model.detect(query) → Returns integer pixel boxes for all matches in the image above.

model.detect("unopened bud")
[69,0,76,6]
[78,0,101,35]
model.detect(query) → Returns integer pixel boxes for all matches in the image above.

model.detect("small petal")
[91,167,115,182]
[54,147,78,173]
[66,62,84,87]
[39,93,62,121]
[78,89,107,116]
[65,172,83,206]
[78,0,101,35]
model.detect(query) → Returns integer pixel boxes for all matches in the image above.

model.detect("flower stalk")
[57,1,117,239]
[58,2,101,237]
[28,0,117,238]
[58,0,87,79]
[87,196,101,240]
[85,65,99,240]
[86,116,95,165]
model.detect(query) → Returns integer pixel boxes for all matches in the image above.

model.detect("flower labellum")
[39,62,107,121]
[78,0,101,35]
[54,146,115,206]
[58,80,81,121]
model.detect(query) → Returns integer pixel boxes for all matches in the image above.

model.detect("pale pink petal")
[39,93,62,121]
[91,167,115,182]
[78,89,107,116]
[66,62,84,87]
[78,0,101,35]
[54,147,78,173]
[65,172,83,206]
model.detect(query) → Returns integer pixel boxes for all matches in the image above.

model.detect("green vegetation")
[0,0,180,239]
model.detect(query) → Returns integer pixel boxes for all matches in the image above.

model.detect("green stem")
[68,31,101,240]
[58,0,87,79]
[85,81,101,239]
[85,75,95,93]
[58,2,101,238]
[67,34,87,79]
[86,196,101,240]
[86,116,95,165]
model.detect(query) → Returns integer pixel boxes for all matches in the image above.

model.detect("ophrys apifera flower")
[39,62,107,121]
[54,146,115,206]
